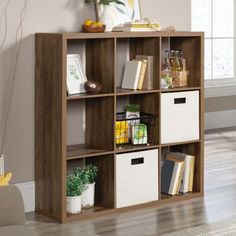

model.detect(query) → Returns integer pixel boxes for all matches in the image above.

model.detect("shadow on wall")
[0,35,35,183]
[63,0,96,32]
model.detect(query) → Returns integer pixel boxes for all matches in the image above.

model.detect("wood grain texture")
[35,34,64,222]
[86,155,115,208]
[86,97,114,151]
[86,38,115,93]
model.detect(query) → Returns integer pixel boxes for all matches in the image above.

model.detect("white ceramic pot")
[99,5,114,32]
[66,195,82,214]
[82,182,95,208]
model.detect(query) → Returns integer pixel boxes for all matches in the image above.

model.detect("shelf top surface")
[36,31,204,40]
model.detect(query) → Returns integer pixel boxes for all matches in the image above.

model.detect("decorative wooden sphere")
[84,80,102,94]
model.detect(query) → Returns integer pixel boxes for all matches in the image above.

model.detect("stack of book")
[113,21,161,32]
[121,55,153,90]
[161,152,195,195]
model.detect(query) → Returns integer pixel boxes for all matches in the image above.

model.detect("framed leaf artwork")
[67,54,87,95]
[110,0,141,26]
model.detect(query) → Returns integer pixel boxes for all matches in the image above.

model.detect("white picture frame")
[110,0,141,27]
[67,54,87,95]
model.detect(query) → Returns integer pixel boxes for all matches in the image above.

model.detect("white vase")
[99,5,114,32]
[81,182,95,208]
[66,196,81,214]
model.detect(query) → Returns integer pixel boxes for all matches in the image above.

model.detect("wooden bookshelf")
[35,31,204,223]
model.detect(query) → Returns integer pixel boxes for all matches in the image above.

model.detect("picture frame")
[67,54,87,95]
[110,0,141,26]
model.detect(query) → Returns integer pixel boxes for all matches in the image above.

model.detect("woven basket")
[171,70,189,88]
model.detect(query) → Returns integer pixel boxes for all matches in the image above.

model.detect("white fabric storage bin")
[115,149,158,208]
[161,91,199,144]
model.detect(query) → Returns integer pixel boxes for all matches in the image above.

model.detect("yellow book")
[188,156,195,191]
[137,60,147,90]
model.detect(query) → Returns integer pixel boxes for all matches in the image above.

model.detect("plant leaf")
[114,0,125,6]
[131,9,135,20]
[115,5,126,15]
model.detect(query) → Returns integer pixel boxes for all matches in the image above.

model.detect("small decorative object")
[161,50,188,88]
[161,73,174,89]
[66,170,87,214]
[131,123,147,145]
[83,19,106,33]
[81,164,98,208]
[0,172,12,186]
[84,80,102,94]
[125,104,140,124]
[67,54,87,95]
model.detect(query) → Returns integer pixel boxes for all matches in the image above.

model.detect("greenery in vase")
[66,171,87,197]
[83,164,98,184]
[85,0,125,6]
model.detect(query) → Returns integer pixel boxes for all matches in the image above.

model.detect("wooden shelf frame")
[35,31,204,223]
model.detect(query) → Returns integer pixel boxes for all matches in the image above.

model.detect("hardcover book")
[135,55,153,90]
[122,61,142,90]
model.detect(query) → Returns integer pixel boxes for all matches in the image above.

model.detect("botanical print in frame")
[110,0,141,26]
[67,54,87,95]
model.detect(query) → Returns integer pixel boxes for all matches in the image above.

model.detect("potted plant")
[85,0,125,31]
[81,164,98,208]
[66,169,87,214]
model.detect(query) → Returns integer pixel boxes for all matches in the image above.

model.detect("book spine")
[143,57,153,90]
[174,162,185,195]
[189,156,195,191]
[137,60,147,90]
[169,163,179,195]
[134,62,142,89]
[179,157,191,193]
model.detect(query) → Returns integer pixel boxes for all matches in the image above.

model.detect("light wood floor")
[26,127,236,236]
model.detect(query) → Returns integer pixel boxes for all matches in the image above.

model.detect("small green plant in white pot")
[81,164,98,208]
[66,170,87,214]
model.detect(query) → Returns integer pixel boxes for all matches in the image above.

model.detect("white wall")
[140,0,191,30]
[0,0,191,183]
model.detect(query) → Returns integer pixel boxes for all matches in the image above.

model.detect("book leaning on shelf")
[136,55,153,90]
[121,56,153,90]
[166,152,195,194]
[161,159,185,195]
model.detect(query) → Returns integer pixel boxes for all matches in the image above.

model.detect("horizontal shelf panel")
[67,144,114,160]
[66,206,113,221]
[116,88,160,96]
[42,32,204,40]
[67,93,114,100]
[161,87,201,93]
[161,140,201,147]
[161,192,202,202]
[116,144,159,154]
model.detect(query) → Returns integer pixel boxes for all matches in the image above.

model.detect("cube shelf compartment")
[35,31,204,223]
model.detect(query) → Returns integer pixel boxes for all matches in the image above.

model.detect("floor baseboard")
[15,181,35,213]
